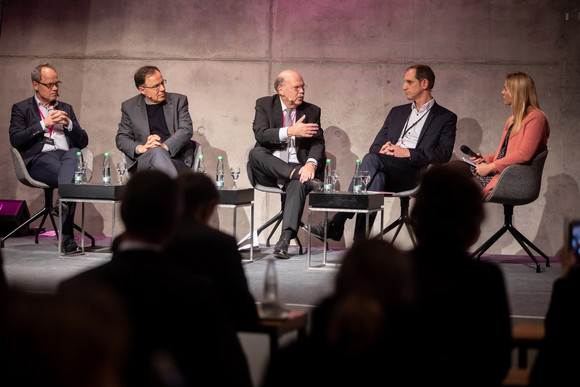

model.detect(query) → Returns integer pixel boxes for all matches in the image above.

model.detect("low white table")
[307,191,384,269]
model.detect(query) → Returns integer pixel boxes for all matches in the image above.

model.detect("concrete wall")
[1,0,579,255]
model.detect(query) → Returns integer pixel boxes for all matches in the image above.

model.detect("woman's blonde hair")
[505,72,550,137]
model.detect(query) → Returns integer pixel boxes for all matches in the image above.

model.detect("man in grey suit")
[116,66,194,178]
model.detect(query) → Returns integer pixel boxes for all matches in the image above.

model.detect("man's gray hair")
[31,63,56,82]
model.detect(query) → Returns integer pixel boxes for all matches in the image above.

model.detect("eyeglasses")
[37,81,62,90]
[141,79,167,91]
[285,84,306,91]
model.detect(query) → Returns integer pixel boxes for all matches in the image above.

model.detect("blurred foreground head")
[121,170,181,242]
[411,164,484,251]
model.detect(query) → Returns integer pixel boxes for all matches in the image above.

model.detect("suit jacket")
[116,92,194,170]
[167,216,259,331]
[369,102,457,167]
[482,109,549,197]
[58,248,253,387]
[410,246,512,386]
[9,96,89,165]
[252,94,326,178]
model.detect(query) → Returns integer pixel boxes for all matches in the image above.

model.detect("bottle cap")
[76,151,82,155]
[326,158,331,163]
[356,159,361,163]
[104,152,109,156]
[218,156,223,160]
[199,154,204,159]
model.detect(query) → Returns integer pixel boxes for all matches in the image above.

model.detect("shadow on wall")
[450,117,484,163]
[534,173,580,256]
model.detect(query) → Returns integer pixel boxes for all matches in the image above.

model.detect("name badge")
[42,137,55,146]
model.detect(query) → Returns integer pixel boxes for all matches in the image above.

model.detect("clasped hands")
[43,110,70,127]
[137,134,168,154]
[379,141,410,158]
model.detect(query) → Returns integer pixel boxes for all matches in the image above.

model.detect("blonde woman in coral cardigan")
[470,72,550,198]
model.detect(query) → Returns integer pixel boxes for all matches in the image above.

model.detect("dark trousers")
[247,147,309,235]
[338,152,419,235]
[28,148,79,237]
[134,146,187,178]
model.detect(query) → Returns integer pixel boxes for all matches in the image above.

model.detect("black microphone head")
[460,145,476,157]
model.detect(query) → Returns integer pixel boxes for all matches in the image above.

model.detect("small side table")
[58,184,124,257]
[218,188,254,262]
[246,309,308,359]
[307,191,384,269]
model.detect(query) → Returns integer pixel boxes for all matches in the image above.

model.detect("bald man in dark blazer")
[248,69,326,259]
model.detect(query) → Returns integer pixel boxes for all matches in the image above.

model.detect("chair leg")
[265,217,282,247]
[381,196,417,247]
[1,206,49,248]
[73,224,96,247]
[471,204,548,272]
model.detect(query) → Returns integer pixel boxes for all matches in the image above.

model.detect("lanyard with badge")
[38,105,56,146]
[398,109,429,147]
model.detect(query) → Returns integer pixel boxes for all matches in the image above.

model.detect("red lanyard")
[37,106,54,136]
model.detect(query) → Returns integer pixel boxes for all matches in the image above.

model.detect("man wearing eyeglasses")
[248,69,326,259]
[9,63,89,254]
[116,66,194,178]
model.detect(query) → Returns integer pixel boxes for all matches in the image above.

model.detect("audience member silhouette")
[58,170,253,387]
[262,239,416,386]
[0,289,130,387]
[529,246,580,386]
[168,171,258,331]
[410,164,512,386]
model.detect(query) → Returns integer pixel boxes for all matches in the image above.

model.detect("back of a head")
[327,240,413,352]
[121,170,180,240]
[411,164,484,250]
[176,171,218,216]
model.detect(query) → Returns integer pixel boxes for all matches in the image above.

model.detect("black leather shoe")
[273,238,290,259]
[62,236,82,254]
[307,220,344,242]
[304,178,323,192]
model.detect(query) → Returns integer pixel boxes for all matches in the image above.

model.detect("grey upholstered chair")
[242,146,303,253]
[2,145,95,248]
[470,150,549,273]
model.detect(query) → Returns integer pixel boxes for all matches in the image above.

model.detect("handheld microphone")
[460,145,487,164]
[460,145,479,158]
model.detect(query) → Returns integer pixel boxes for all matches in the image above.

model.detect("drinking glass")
[116,162,127,185]
[359,170,371,193]
[80,162,88,183]
[230,166,240,189]
[331,170,339,191]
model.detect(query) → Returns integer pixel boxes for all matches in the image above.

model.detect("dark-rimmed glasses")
[37,81,62,90]
[140,79,167,90]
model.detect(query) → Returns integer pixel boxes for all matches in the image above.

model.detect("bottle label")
[74,172,83,185]
[324,183,333,192]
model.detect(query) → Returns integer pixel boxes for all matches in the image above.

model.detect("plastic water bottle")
[323,158,333,192]
[353,159,362,193]
[197,154,206,175]
[261,258,283,318]
[102,152,111,186]
[216,156,224,189]
[74,151,84,185]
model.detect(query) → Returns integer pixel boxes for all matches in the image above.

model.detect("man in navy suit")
[310,64,457,241]
[248,69,326,259]
[116,65,194,178]
[9,64,89,254]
